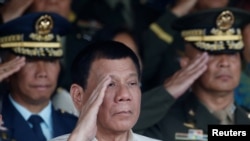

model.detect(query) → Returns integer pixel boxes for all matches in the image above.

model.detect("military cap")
[0,12,71,59]
[173,7,250,54]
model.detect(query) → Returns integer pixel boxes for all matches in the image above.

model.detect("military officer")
[140,7,250,141]
[0,12,77,141]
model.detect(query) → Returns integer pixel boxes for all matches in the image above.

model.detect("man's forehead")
[93,57,136,66]
[109,73,138,79]
[91,59,138,76]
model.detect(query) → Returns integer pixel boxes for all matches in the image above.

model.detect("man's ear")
[180,56,190,68]
[70,84,85,111]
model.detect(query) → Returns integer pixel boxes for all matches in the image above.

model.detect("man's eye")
[129,82,138,86]
[108,83,115,87]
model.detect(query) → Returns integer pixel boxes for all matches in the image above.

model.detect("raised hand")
[68,76,112,141]
[164,52,209,99]
[0,56,25,82]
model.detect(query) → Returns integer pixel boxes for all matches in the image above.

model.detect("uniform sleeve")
[133,86,175,133]
[141,9,183,92]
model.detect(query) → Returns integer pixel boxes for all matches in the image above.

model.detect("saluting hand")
[68,76,112,141]
[0,56,25,82]
[164,52,209,99]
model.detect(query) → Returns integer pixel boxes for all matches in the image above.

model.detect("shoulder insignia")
[58,109,75,116]
[188,109,195,116]
[183,122,195,129]
[247,113,250,119]
[0,131,15,141]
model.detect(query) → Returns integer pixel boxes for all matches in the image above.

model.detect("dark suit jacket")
[142,92,250,141]
[1,95,78,141]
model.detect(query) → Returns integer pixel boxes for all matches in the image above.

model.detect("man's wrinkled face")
[84,57,141,133]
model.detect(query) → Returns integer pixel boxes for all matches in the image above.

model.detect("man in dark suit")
[0,12,77,141]
[139,7,250,141]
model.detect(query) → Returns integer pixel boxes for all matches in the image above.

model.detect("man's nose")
[115,85,132,102]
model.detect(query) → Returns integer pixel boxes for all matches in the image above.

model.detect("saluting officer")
[141,7,250,141]
[0,12,77,141]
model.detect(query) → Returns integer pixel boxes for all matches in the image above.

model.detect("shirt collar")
[8,94,52,128]
[93,130,135,141]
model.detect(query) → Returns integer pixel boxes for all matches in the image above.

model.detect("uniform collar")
[8,94,52,128]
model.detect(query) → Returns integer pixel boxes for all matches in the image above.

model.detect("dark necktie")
[28,115,46,141]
